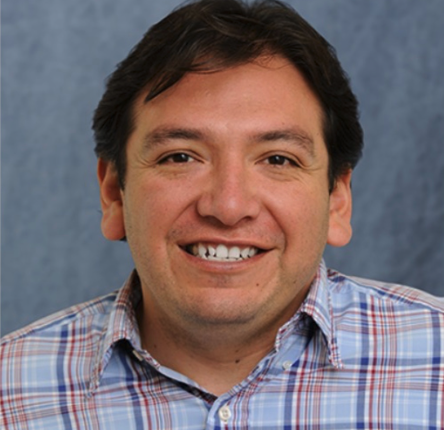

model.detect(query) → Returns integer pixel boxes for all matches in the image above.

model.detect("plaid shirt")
[1,261,444,429]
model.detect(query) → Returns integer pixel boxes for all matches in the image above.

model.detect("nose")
[196,160,261,226]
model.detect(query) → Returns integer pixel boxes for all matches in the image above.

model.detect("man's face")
[99,56,352,333]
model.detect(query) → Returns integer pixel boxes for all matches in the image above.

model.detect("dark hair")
[93,0,363,191]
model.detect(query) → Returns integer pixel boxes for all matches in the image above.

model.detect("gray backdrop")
[2,0,444,336]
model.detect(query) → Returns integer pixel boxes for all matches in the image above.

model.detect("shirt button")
[218,405,231,422]
[282,360,293,370]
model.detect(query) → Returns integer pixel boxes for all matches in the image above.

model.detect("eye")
[158,152,194,164]
[266,155,297,167]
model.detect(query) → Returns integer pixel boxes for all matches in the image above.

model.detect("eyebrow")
[143,128,205,149]
[143,126,315,157]
[250,130,315,157]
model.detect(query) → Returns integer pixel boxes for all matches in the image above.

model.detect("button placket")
[218,404,232,423]
[282,360,293,371]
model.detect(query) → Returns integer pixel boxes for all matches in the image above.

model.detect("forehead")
[131,56,325,150]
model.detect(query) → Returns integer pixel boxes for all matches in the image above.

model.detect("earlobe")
[97,159,126,241]
[327,170,353,247]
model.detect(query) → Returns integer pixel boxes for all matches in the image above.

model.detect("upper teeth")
[190,243,258,261]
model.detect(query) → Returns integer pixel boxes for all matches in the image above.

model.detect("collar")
[274,260,343,369]
[88,260,343,395]
[300,260,343,368]
[88,271,143,395]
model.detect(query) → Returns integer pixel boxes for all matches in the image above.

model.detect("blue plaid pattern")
[1,261,444,429]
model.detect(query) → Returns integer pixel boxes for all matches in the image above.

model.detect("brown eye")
[266,155,296,166]
[171,153,191,163]
[159,153,193,164]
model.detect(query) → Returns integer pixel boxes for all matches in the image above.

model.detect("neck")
[137,305,281,396]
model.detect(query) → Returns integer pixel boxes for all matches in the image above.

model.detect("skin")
[98,56,353,395]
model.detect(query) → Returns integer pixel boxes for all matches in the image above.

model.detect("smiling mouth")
[184,243,262,262]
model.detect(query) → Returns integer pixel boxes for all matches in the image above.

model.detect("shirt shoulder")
[326,269,444,366]
[0,291,118,348]
[328,269,444,314]
[0,289,138,430]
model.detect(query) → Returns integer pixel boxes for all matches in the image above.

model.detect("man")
[1,0,443,428]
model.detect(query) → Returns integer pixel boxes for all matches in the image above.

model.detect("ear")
[97,158,126,241]
[327,170,353,247]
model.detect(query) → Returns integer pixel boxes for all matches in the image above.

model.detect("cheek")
[270,189,330,248]
[123,179,194,244]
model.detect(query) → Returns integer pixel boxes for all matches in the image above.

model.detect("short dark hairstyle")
[93,0,363,191]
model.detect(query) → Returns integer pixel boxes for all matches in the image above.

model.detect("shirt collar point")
[90,270,142,389]
[301,261,345,367]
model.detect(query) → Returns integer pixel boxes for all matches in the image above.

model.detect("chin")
[182,302,259,327]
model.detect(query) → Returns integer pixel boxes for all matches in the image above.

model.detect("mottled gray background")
[2,0,444,336]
